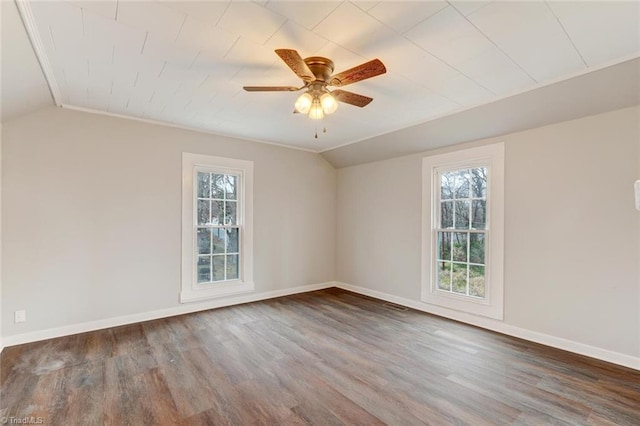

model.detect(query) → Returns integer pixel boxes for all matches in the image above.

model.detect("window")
[436,167,488,298]
[181,153,253,303]
[421,143,504,320]
[196,172,240,283]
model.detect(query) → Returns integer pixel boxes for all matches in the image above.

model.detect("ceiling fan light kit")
[295,86,339,119]
[244,49,386,122]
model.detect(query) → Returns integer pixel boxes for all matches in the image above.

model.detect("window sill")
[180,281,255,303]
[421,289,503,320]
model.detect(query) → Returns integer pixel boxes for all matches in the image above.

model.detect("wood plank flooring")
[1,288,639,425]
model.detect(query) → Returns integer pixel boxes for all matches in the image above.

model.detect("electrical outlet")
[15,310,26,323]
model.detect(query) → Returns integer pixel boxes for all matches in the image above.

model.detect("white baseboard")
[1,282,334,348]
[333,281,640,371]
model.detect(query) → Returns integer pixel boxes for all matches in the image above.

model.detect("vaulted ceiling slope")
[323,57,640,168]
[1,0,52,123]
[7,0,639,153]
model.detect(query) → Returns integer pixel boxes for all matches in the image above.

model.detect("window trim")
[421,143,505,320]
[181,153,254,303]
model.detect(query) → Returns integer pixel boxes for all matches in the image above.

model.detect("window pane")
[197,172,210,198]
[452,263,467,294]
[452,232,468,262]
[212,255,225,281]
[469,233,485,264]
[440,172,455,200]
[437,232,451,260]
[225,201,237,225]
[469,265,485,298]
[441,201,453,228]
[471,200,486,229]
[226,254,239,280]
[197,228,211,254]
[211,200,224,225]
[454,200,470,229]
[212,228,225,254]
[197,256,211,283]
[226,228,239,253]
[226,175,237,200]
[470,167,487,198]
[437,261,451,291]
[454,170,470,198]
[212,174,225,199]
[197,200,210,226]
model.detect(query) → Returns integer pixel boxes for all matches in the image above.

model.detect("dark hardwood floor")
[1,288,639,425]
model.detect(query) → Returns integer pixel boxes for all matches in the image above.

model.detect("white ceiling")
[7,1,640,152]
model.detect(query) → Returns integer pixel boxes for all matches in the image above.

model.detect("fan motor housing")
[303,57,335,82]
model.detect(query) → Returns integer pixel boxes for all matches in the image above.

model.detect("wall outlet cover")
[15,310,26,323]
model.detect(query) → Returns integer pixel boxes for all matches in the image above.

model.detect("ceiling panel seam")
[544,1,588,68]
[371,3,497,97]
[450,3,538,84]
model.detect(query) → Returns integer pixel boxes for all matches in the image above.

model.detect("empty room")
[1,0,639,424]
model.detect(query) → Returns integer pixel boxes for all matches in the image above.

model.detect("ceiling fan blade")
[275,49,316,83]
[243,86,301,92]
[329,59,386,87]
[331,89,373,107]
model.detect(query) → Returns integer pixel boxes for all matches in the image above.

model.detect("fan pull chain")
[314,127,328,139]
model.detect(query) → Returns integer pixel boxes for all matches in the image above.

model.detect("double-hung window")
[436,167,488,297]
[196,171,240,283]
[181,153,254,303]
[421,143,504,320]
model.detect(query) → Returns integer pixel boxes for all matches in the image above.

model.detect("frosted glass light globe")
[294,93,313,114]
[308,100,325,120]
[320,93,338,114]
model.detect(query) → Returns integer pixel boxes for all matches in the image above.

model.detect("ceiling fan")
[243,49,387,120]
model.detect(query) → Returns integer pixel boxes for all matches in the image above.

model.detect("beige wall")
[1,107,336,337]
[337,106,640,358]
[504,106,638,356]
[637,106,640,358]
[0,121,3,350]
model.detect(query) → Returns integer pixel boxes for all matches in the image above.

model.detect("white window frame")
[181,153,254,303]
[421,143,505,320]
